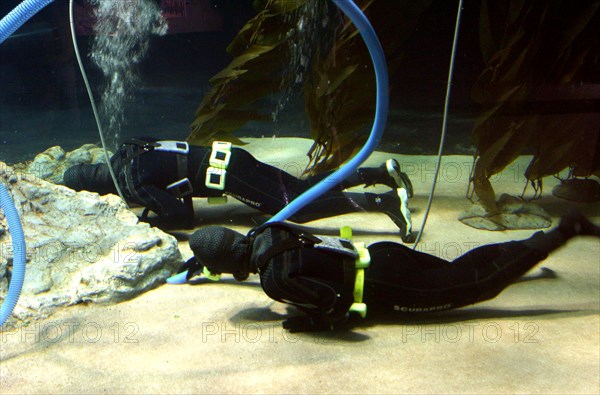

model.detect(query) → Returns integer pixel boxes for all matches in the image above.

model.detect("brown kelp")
[302,0,432,174]
[186,0,431,174]
[186,0,313,146]
[469,0,600,212]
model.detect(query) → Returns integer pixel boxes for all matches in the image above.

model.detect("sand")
[1,137,598,394]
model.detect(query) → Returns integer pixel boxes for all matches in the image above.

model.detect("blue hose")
[0,0,53,325]
[0,183,26,326]
[0,0,54,44]
[168,0,389,285]
[268,0,389,222]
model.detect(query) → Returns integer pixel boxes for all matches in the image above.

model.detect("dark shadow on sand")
[227,302,597,345]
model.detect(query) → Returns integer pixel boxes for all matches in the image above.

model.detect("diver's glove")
[283,315,332,333]
[178,257,204,281]
[282,314,350,333]
[167,226,252,284]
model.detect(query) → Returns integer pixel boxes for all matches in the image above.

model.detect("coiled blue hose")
[0,0,52,325]
[0,183,26,326]
[168,0,388,284]
[0,0,54,44]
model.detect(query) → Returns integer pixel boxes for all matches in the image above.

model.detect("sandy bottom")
[1,138,599,394]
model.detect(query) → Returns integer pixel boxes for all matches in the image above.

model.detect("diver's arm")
[63,163,117,195]
[261,263,349,332]
[136,184,194,229]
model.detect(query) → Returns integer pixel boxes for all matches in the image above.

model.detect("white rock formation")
[0,161,182,322]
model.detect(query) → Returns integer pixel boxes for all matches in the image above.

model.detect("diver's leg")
[364,211,600,312]
[438,211,600,306]
[225,149,367,215]
[288,189,413,241]
[363,239,549,311]
[304,158,413,195]
[135,184,195,228]
[226,149,412,237]
[228,148,411,194]
[521,209,600,252]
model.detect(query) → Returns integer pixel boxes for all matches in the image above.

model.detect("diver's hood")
[188,223,359,282]
[188,226,253,281]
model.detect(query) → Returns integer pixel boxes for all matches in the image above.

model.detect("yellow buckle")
[209,141,232,169]
[351,242,370,318]
[207,196,228,204]
[206,141,232,190]
[205,167,226,190]
[340,226,371,319]
[349,302,367,318]
[202,266,221,281]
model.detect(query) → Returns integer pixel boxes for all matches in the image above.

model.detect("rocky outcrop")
[0,162,182,323]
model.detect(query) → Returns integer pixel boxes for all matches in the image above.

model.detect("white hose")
[413,0,464,249]
[68,0,128,206]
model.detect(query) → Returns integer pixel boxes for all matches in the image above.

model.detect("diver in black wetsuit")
[63,137,414,241]
[179,210,600,332]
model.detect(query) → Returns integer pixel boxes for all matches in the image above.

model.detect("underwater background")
[0,0,490,165]
[1,1,599,394]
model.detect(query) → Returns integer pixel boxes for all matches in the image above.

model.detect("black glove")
[282,314,340,333]
[175,257,204,281]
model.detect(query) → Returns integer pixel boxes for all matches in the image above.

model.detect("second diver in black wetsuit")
[178,210,600,332]
[63,137,415,241]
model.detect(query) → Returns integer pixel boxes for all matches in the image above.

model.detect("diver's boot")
[351,159,413,196]
[382,159,414,198]
[522,209,600,254]
[366,190,413,242]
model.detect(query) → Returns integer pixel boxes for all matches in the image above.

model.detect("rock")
[25,144,112,185]
[0,162,182,323]
[459,194,553,231]
[552,178,600,202]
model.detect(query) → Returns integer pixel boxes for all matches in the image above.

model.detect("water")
[271,0,332,123]
[0,0,480,164]
[0,2,598,392]
[89,0,168,151]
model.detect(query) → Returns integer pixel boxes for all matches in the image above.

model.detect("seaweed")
[186,0,598,203]
[469,0,600,212]
[186,0,431,174]
[303,0,432,174]
[186,0,310,146]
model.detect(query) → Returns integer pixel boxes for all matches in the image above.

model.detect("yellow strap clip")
[209,141,232,169]
[349,242,370,318]
[205,141,232,190]
[202,266,221,281]
[340,227,371,318]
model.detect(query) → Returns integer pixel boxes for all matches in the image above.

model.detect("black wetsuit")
[187,216,594,332]
[64,138,408,230]
[250,224,549,329]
